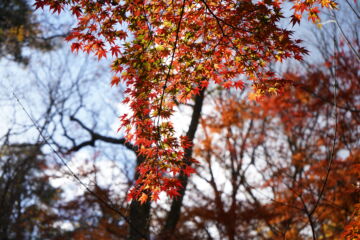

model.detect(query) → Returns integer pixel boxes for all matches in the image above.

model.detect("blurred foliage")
[0,0,53,64]
[0,142,62,239]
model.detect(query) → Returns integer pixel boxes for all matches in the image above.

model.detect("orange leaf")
[139,193,148,204]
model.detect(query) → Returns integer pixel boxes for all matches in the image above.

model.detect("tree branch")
[67,116,136,153]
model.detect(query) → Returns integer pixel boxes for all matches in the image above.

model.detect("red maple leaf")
[110,46,121,57]
[111,76,121,86]
[117,30,128,40]
[71,42,82,53]
[151,190,160,202]
[183,165,196,177]
[70,6,82,18]
[33,0,46,10]
[291,14,302,26]
[166,188,181,199]
[96,49,107,60]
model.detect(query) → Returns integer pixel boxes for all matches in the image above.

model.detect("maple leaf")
[117,30,128,40]
[200,80,209,88]
[33,0,46,9]
[65,31,82,42]
[180,136,192,149]
[222,81,233,89]
[110,46,121,57]
[110,76,120,86]
[49,2,63,14]
[71,42,82,53]
[183,165,196,177]
[170,167,181,176]
[294,54,304,61]
[291,14,302,26]
[234,81,244,89]
[126,188,136,202]
[70,6,82,18]
[151,189,160,202]
[139,193,148,204]
[166,188,181,199]
[96,49,107,60]
[308,7,320,23]
[138,165,149,175]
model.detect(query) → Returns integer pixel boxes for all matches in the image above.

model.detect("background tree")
[171,41,359,239]
[0,0,59,64]
[0,137,62,240]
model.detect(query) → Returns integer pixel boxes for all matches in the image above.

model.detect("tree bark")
[128,155,151,240]
[159,89,205,239]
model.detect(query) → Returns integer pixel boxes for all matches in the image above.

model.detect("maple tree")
[177,40,359,239]
[34,0,343,201]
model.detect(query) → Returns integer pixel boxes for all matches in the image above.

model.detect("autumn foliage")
[33,0,346,203]
[0,0,358,237]
[185,47,359,238]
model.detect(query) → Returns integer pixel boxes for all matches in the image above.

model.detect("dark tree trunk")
[128,154,151,240]
[159,89,205,239]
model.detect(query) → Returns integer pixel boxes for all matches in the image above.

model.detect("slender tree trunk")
[159,89,205,239]
[128,155,151,240]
